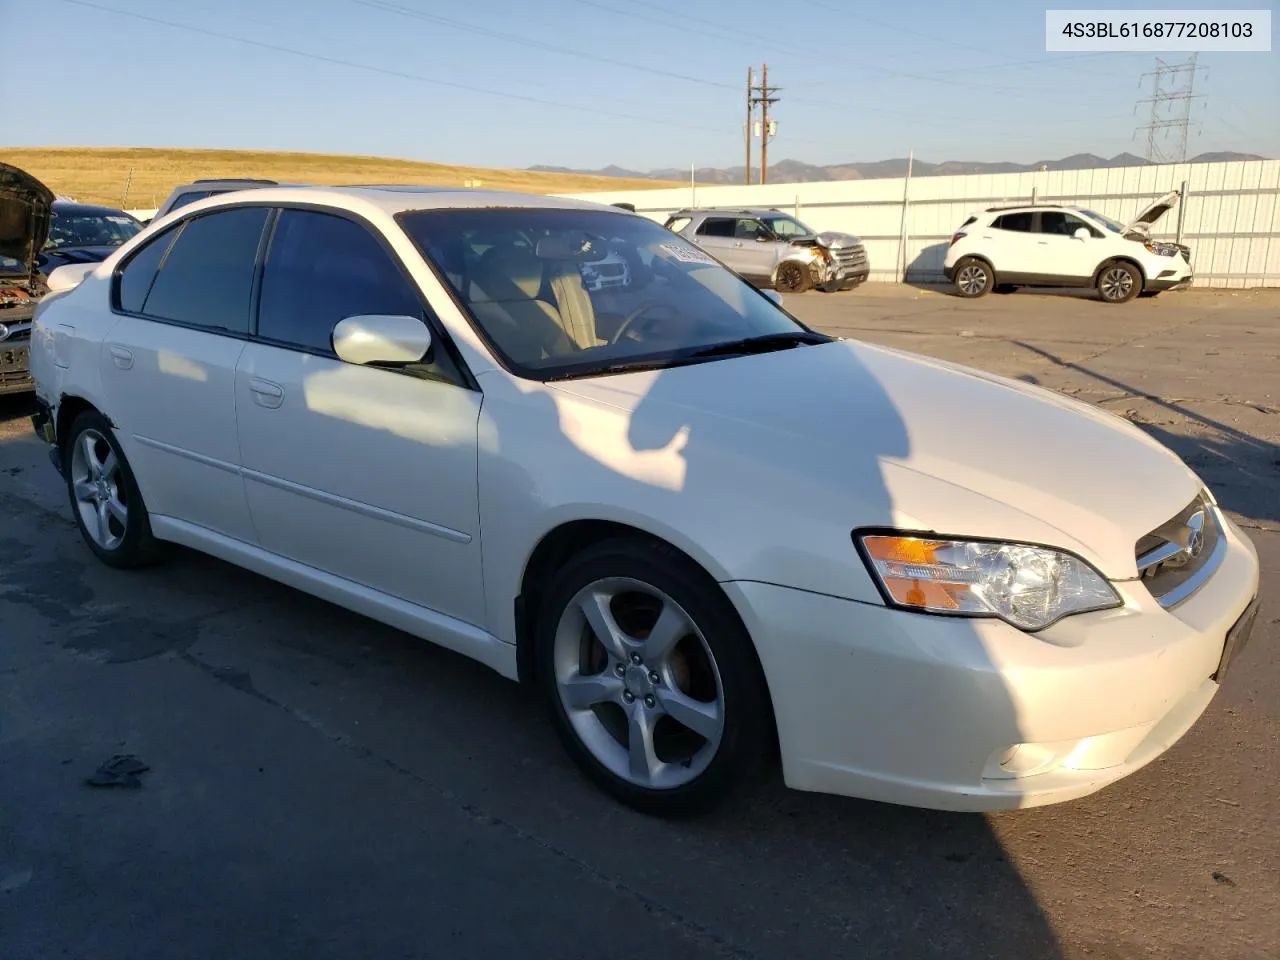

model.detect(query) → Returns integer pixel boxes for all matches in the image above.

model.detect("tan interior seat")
[470,245,600,360]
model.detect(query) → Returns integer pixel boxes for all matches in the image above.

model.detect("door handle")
[107,344,134,369]
[1037,241,1050,245]
[733,241,744,247]
[248,377,284,409]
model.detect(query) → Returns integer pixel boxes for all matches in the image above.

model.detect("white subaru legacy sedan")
[28,187,1261,817]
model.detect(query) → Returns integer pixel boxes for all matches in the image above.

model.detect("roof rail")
[984,203,1066,212]
[192,178,278,185]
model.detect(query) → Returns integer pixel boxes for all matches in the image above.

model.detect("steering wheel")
[611,301,679,344]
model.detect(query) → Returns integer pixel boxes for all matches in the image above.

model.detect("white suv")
[943,191,1192,303]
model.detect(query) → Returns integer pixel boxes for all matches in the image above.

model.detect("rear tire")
[536,538,772,818]
[63,411,168,569]
[953,258,993,298]
[1096,262,1141,303]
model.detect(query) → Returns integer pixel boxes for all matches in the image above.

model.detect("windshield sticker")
[106,216,134,224]
[658,241,716,266]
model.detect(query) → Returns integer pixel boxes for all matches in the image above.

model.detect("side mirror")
[1073,227,1091,241]
[763,290,783,307]
[46,262,96,293]
[332,314,431,366]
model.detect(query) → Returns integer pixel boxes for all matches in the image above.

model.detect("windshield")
[759,214,812,238]
[399,208,815,380]
[45,210,141,250]
[1081,209,1126,235]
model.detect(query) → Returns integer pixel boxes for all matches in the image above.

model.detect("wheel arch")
[514,517,782,762]
[55,394,113,459]
[957,253,996,271]
[1093,256,1146,285]
[513,519,745,680]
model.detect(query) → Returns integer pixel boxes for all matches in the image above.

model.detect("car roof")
[668,208,789,218]
[981,203,1095,214]
[50,200,137,218]
[181,185,622,217]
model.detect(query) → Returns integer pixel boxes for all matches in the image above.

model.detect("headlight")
[854,533,1121,631]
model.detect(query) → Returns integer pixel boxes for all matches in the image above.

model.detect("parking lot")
[1,284,1276,960]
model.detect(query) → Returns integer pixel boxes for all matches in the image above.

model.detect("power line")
[55,0,741,139]
[350,0,739,92]
[615,0,1086,100]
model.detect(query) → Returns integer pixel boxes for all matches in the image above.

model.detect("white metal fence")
[562,159,1280,288]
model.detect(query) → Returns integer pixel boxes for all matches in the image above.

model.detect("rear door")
[99,205,269,542]
[692,217,747,273]
[986,211,1037,278]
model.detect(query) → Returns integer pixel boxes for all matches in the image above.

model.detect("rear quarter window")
[115,226,180,314]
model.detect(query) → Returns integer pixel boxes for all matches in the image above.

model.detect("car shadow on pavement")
[1013,340,1280,527]
[465,341,1069,958]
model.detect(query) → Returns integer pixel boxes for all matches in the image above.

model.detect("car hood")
[37,244,121,271]
[1124,189,1179,235]
[0,163,54,289]
[548,338,1201,578]
[791,231,861,249]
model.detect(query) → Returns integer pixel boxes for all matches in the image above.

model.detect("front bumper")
[725,509,1260,812]
[0,327,32,396]
[1144,254,1193,291]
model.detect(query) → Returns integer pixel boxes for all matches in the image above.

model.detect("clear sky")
[13,0,1278,170]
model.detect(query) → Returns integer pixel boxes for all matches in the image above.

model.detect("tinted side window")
[1039,211,1099,237]
[141,207,270,334]
[992,212,1033,232]
[116,227,178,314]
[257,209,422,354]
[696,218,735,238]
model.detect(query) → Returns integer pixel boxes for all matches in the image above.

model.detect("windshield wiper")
[683,330,831,359]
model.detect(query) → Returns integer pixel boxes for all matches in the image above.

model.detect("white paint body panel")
[29,186,1261,812]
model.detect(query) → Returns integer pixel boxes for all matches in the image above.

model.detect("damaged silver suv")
[664,208,869,293]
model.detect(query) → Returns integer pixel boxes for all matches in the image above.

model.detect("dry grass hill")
[1,147,678,209]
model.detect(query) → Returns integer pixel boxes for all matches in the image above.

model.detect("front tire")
[536,538,772,817]
[1097,262,1141,303]
[774,261,811,294]
[64,411,168,569]
[953,258,993,298]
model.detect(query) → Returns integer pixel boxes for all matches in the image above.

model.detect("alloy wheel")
[70,428,129,551]
[552,577,725,790]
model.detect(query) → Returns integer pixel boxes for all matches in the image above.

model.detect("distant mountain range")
[530,151,1266,185]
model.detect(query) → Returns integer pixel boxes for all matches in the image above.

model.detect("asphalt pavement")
[1,284,1276,959]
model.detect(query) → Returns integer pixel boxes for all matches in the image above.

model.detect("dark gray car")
[663,207,869,293]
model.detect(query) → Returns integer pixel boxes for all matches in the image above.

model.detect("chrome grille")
[0,321,33,343]
[831,245,868,269]
[1136,493,1224,607]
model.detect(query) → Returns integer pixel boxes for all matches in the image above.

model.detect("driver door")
[1031,211,1101,283]
[234,207,487,628]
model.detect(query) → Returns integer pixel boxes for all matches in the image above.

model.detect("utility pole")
[746,64,780,184]
[1135,55,1206,163]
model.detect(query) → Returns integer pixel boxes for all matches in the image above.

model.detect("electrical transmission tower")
[745,65,781,184]
[1135,55,1206,163]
